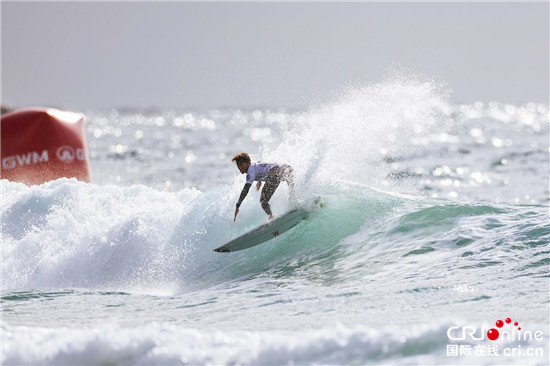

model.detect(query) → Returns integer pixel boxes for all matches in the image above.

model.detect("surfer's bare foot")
[268,214,275,220]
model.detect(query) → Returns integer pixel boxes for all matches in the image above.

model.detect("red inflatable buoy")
[1,107,91,185]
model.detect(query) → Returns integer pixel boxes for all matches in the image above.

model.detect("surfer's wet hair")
[232,152,251,165]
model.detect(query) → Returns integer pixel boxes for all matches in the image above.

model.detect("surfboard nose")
[213,246,231,253]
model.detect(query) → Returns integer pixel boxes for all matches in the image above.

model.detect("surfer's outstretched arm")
[237,183,252,207]
[234,183,252,221]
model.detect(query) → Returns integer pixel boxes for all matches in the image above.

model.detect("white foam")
[0,321,450,366]
[4,320,547,365]
[1,178,201,291]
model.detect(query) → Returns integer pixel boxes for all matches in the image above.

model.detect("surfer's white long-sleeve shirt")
[245,163,276,184]
[236,162,276,207]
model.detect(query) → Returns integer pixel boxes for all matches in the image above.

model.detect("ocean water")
[1,79,549,365]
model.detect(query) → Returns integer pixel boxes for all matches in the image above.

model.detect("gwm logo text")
[2,147,87,170]
[2,150,49,170]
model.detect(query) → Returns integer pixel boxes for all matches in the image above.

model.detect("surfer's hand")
[256,181,262,191]
[234,206,239,221]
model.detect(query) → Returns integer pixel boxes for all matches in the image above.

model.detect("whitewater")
[1,78,549,365]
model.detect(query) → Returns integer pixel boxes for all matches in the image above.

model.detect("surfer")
[232,152,295,221]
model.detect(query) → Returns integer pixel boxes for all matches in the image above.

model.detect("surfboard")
[213,208,309,253]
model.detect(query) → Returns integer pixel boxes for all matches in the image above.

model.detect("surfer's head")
[232,152,251,174]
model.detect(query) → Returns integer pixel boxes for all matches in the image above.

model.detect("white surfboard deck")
[213,208,309,253]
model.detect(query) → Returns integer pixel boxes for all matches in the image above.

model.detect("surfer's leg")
[260,167,282,215]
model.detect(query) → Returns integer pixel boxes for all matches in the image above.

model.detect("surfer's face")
[237,161,249,174]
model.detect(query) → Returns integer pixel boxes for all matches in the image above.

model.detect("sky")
[2,1,549,110]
